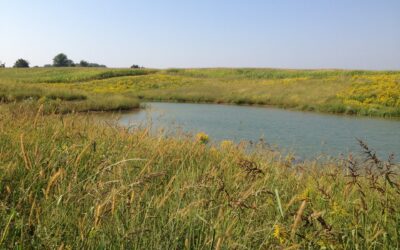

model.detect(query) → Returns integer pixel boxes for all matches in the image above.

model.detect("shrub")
[13,59,29,68]
[53,53,74,67]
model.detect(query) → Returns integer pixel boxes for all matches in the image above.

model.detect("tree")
[13,59,29,68]
[79,60,106,68]
[79,60,89,67]
[131,64,139,69]
[66,59,75,67]
[53,53,74,67]
[88,63,106,68]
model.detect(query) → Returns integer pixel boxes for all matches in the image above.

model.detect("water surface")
[117,102,400,159]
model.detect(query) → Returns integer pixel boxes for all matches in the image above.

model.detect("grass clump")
[45,89,87,101]
[0,82,139,113]
[0,109,399,248]
[0,84,87,103]
[66,94,140,112]
[7,94,139,114]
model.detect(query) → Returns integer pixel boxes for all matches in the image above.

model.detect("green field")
[1,67,400,116]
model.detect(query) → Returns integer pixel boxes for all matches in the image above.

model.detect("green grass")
[0,84,87,102]
[0,108,399,248]
[0,67,155,84]
[6,94,140,114]
[2,67,399,117]
[0,74,140,113]
[165,68,397,79]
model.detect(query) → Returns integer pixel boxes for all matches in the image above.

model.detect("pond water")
[117,102,400,159]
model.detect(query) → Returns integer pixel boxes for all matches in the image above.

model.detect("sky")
[0,0,399,69]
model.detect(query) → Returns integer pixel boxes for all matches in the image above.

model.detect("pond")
[117,102,400,159]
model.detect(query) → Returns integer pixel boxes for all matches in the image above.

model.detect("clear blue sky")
[1,0,399,69]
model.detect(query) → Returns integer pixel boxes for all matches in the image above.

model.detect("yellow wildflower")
[196,132,209,144]
[273,224,286,244]
[220,140,234,149]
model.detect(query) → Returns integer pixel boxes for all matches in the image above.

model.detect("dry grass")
[0,107,399,248]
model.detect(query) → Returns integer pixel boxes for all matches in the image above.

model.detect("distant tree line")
[6,53,107,68]
[2,54,143,68]
[50,53,106,68]
[131,64,145,69]
[78,60,106,68]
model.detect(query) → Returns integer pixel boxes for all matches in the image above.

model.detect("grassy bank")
[0,108,399,248]
[1,67,399,117]
[0,82,140,114]
[0,68,149,113]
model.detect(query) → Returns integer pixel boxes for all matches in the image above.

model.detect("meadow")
[0,68,149,113]
[0,67,400,248]
[0,106,399,249]
[0,67,399,116]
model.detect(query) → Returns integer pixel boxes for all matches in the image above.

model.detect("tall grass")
[5,95,140,114]
[0,83,140,113]
[0,108,399,248]
[0,84,87,103]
